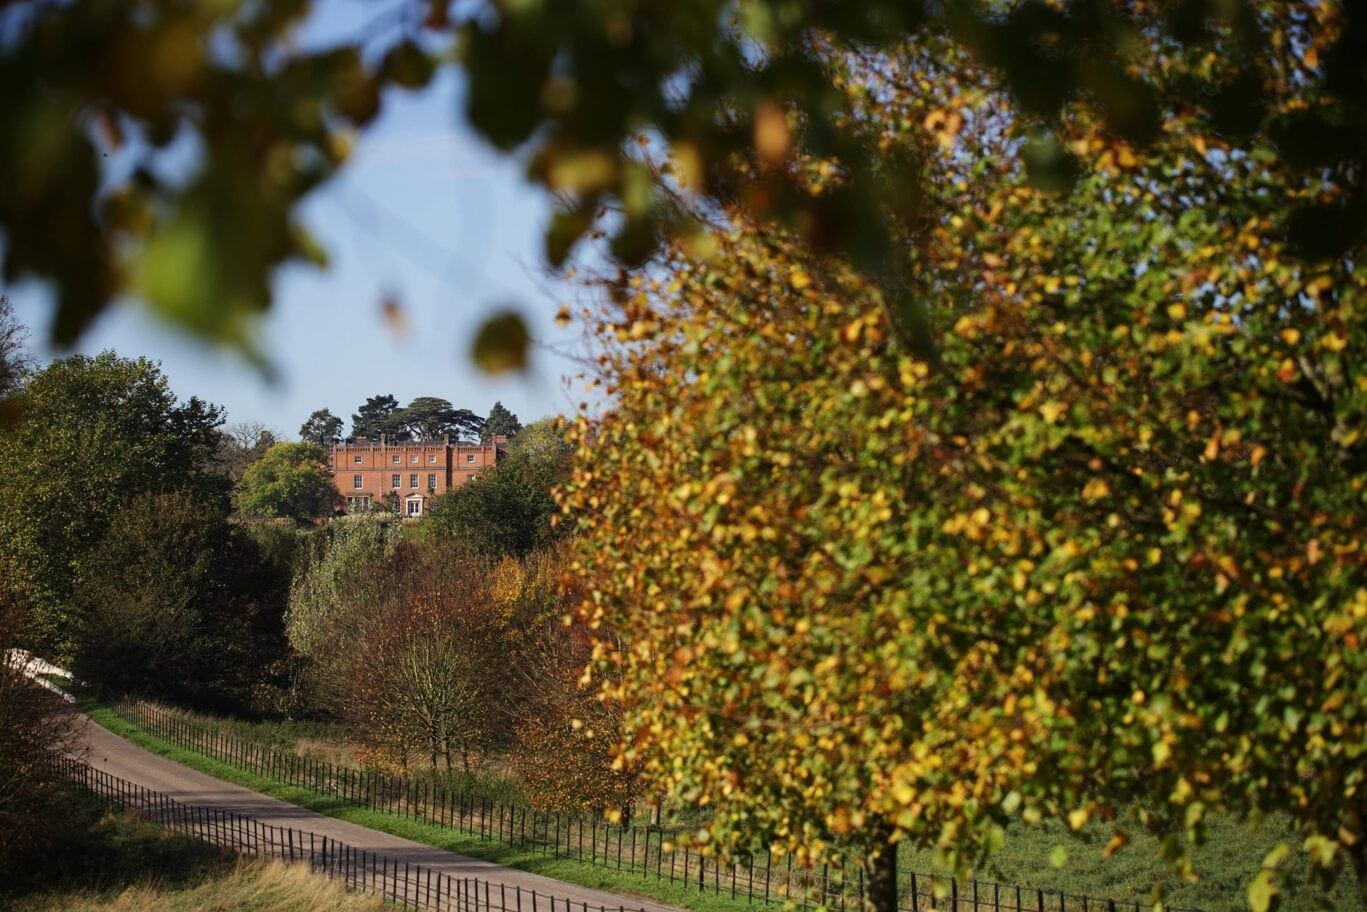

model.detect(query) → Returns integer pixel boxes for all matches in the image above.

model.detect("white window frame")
[353,454,363,463]
[466,454,476,464]
[353,475,363,489]
[391,455,400,464]
[428,455,437,464]
[409,473,419,489]
[406,499,422,516]
[391,474,401,489]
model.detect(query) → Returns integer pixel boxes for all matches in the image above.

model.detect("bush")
[0,593,80,873]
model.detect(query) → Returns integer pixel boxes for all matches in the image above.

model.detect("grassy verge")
[8,805,387,912]
[126,697,528,802]
[86,701,1362,912]
[86,701,754,912]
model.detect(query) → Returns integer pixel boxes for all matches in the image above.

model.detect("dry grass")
[13,857,391,912]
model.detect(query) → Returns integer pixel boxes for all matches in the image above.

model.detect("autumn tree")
[233,441,336,521]
[299,408,344,447]
[563,26,1365,912]
[0,352,226,659]
[507,552,635,814]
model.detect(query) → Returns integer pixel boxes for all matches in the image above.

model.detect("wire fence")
[121,699,1195,912]
[58,756,652,912]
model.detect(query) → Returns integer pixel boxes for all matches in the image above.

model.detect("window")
[353,475,363,489]
[391,455,400,464]
[427,474,436,490]
[391,474,401,489]
[353,455,363,464]
[409,473,418,488]
[411,455,419,464]
[428,455,437,464]
[466,454,476,464]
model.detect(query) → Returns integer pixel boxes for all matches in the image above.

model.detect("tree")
[209,420,278,482]
[0,352,226,659]
[233,442,335,521]
[480,401,522,443]
[350,394,406,441]
[393,396,483,442]
[3,0,1359,370]
[286,515,402,664]
[424,418,571,557]
[0,294,28,405]
[299,408,344,447]
[71,491,288,710]
[0,588,79,873]
[562,32,1366,906]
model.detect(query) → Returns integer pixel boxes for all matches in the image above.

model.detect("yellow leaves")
[942,507,992,541]
[1167,302,1187,321]
[1080,478,1111,502]
[1322,332,1348,353]
[1280,327,1301,346]
[1067,807,1090,830]
[923,107,964,150]
[790,267,813,291]
[1039,401,1068,424]
[548,150,618,193]
[1103,832,1130,858]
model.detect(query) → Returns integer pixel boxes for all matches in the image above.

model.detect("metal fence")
[122,700,1194,912]
[59,756,650,912]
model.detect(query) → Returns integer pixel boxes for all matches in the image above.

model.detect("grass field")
[87,701,1363,912]
[6,799,387,912]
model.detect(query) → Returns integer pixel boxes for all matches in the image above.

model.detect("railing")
[120,700,1196,912]
[59,756,650,912]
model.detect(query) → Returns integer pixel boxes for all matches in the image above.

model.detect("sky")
[4,2,596,439]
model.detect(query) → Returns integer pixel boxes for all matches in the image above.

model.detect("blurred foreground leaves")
[1,0,1364,367]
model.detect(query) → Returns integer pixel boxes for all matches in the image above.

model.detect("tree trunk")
[865,833,899,912]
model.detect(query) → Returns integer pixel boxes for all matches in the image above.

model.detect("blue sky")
[5,2,593,438]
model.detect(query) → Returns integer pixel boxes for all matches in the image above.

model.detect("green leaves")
[471,310,531,374]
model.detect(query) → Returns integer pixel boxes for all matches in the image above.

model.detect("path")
[73,711,679,912]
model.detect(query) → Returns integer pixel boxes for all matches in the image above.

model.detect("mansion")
[330,435,508,516]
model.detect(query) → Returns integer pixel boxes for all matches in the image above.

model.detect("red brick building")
[329,435,509,516]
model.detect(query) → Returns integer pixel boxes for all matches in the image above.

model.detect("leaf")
[1248,869,1278,912]
[471,310,531,374]
[1302,834,1338,868]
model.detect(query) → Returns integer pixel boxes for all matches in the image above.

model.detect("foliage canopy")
[563,20,1366,909]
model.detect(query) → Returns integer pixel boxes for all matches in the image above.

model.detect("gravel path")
[75,712,679,912]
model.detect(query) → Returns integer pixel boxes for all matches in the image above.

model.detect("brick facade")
[329,435,508,516]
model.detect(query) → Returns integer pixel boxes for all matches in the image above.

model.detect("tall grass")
[6,798,387,912]
[13,857,390,912]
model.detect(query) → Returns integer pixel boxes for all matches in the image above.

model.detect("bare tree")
[0,294,30,404]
